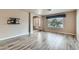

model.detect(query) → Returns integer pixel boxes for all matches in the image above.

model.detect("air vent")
[47,9,52,11]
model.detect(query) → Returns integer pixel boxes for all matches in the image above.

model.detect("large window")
[47,14,65,29]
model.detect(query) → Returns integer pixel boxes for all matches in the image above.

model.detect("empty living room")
[0,9,79,50]
[0,0,79,59]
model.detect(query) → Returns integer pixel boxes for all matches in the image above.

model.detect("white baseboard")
[0,33,29,40]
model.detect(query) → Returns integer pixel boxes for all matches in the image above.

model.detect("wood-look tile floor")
[0,31,79,50]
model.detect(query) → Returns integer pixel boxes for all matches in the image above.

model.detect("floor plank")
[0,31,78,50]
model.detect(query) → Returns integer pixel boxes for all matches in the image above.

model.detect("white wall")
[0,10,29,40]
[77,10,79,41]
[30,13,35,34]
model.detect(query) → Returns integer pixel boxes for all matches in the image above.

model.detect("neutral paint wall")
[30,13,34,34]
[0,10,29,40]
[42,11,76,35]
[76,10,79,41]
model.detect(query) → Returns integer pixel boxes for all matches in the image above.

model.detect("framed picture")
[7,17,20,24]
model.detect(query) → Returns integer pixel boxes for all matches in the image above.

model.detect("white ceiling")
[0,9,75,16]
[22,9,75,15]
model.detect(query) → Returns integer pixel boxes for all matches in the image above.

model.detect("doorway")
[33,16,43,31]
